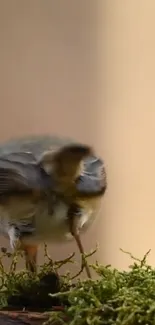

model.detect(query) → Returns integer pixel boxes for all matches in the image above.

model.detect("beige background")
[0,0,155,274]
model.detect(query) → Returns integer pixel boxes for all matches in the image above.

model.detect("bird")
[0,135,107,278]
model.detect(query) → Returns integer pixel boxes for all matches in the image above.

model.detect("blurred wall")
[0,0,155,274]
[103,0,155,269]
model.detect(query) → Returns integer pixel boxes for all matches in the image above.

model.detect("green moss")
[46,249,155,325]
[0,247,155,325]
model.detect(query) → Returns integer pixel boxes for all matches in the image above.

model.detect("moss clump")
[46,249,155,325]
[0,247,155,325]
[0,244,75,310]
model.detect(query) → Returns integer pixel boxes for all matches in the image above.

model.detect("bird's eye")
[75,175,84,185]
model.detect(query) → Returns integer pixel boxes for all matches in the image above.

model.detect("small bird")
[0,135,107,277]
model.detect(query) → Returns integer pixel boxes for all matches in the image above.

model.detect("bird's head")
[40,142,107,203]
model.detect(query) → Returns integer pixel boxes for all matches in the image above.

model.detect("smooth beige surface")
[0,0,155,273]
[103,0,155,268]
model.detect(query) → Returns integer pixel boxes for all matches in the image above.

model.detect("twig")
[71,246,98,280]
[120,248,151,266]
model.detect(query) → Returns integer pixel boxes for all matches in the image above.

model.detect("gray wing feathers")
[0,152,48,194]
[0,135,73,195]
[0,135,72,159]
[76,156,107,195]
[0,135,107,196]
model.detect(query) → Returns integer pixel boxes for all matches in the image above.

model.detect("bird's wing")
[75,156,107,196]
[0,152,51,195]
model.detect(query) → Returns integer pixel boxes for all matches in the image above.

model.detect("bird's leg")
[20,242,38,273]
[8,226,37,272]
[70,216,92,279]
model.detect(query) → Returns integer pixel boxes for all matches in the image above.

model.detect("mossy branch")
[0,246,154,325]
